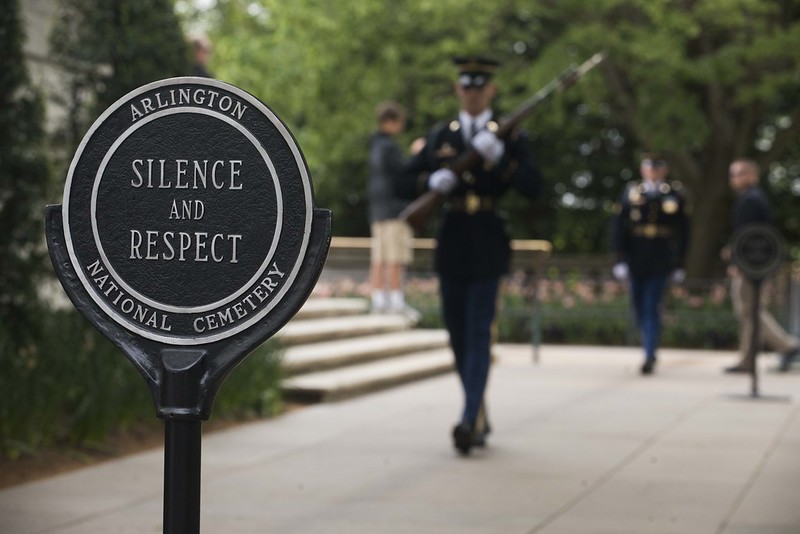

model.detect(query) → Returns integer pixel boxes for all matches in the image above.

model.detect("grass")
[1,309,284,460]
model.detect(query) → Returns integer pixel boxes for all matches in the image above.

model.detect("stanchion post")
[727,223,789,402]
[749,278,762,398]
[163,420,202,534]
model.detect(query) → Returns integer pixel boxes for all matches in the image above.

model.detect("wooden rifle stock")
[400,51,606,233]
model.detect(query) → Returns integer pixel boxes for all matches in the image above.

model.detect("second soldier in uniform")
[404,56,541,455]
[611,152,690,375]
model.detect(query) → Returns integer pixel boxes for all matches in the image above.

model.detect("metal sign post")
[729,223,787,401]
[747,277,763,397]
[46,77,331,533]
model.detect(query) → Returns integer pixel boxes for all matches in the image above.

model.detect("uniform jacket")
[404,113,541,279]
[367,131,409,223]
[611,180,690,278]
[732,185,771,230]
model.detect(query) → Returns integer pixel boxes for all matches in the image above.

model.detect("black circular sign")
[62,78,313,345]
[731,223,786,281]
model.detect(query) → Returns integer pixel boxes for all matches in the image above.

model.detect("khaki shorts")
[371,219,413,264]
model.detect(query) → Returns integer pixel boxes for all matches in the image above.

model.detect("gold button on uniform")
[662,198,678,214]
[465,191,480,214]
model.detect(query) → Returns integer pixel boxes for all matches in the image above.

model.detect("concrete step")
[293,298,369,320]
[283,329,449,375]
[281,348,454,403]
[276,313,414,345]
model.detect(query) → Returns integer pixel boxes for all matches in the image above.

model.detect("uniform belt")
[446,193,495,214]
[631,224,673,238]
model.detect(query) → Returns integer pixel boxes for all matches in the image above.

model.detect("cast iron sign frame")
[730,223,785,282]
[46,77,331,533]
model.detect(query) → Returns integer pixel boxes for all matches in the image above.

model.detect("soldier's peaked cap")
[453,56,500,88]
[640,150,668,165]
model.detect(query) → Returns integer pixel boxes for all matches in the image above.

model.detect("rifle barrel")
[499,52,606,138]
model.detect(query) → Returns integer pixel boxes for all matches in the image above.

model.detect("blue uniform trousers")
[439,276,500,425]
[629,275,668,361]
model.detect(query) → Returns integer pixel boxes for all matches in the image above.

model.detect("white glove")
[428,168,458,194]
[612,262,629,281]
[471,130,505,165]
[671,269,686,284]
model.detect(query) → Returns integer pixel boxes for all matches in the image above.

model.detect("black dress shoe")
[641,359,656,375]
[452,422,474,455]
[779,346,800,372]
[724,364,752,374]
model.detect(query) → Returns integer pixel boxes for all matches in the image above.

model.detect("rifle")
[400,51,607,232]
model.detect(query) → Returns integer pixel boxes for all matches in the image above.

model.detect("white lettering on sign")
[131,159,242,190]
[129,88,248,122]
[127,157,247,262]
[192,262,286,333]
[86,259,173,331]
[169,199,205,220]
[129,230,241,263]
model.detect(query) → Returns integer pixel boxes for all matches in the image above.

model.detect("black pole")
[749,278,762,398]
[163,420,202,534]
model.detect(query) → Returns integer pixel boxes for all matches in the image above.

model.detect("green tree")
[0,0,50,456]
[185,0,519,237]
[2,0,193,454]
[49,0,192,154]
[0,0,49,338]
[543,0,800,275]
[2,1,288,458]
[187,0,800,276]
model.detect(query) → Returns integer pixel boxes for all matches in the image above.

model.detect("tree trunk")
[682,159,732,280]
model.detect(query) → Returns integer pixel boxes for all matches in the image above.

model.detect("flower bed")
[313,272,741,349]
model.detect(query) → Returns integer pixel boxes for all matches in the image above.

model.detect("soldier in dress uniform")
[611,152,690,375]
[404,56,541,455]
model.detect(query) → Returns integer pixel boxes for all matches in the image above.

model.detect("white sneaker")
[399,304,422,323]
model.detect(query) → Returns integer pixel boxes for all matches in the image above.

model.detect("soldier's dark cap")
[453,56,500,89]
[641,151,668,167]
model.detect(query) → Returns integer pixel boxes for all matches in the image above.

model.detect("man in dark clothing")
[724,158,799,373]
[404,56,541,455]
[192,35,213,78]
[611,152,690,375]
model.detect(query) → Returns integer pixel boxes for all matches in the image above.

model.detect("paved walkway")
[2,345,800,534]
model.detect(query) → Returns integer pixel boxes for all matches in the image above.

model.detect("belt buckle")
[465,192,480,214]
[644,224,657,238]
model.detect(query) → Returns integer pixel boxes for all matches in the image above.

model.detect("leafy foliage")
[1,0,284,459]
[553,0,800,274]
[187,0,800,276]
[0,309,283,458]
[213,340,285,418]
[0,0,49,337]
[49,0,192,155]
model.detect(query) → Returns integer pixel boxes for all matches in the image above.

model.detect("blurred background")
[3,0,799,469]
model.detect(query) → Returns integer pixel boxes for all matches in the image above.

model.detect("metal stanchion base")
[723,393,791,403]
